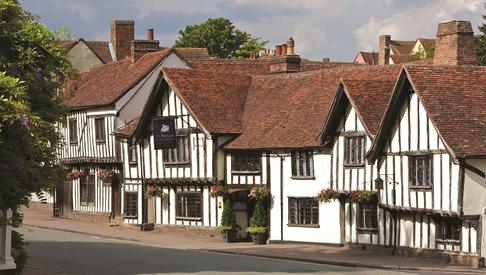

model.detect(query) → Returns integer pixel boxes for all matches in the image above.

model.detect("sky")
[21,0,485,61]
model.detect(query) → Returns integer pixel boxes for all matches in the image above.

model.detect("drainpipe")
[139,139,147,229]
[275,152,285,241]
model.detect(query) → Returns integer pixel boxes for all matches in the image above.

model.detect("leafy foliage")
[11,230,28,274]
[406,44,434,62]
[218,199,237,232]
[316,188,341,203]
[247,201,267,234]
[0,0,75,211]
[209,184,227,198]
[174,17,267,59]
[477,3,486,66]
[249,186,269,201]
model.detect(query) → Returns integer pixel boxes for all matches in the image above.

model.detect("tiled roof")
[226,65,401,150]
[113,117,140,137]
[58,40,113,64]
[189,59,272,75]
[341,79,396,135]
[174,48,209,60]
[390,40,415,55]
[390,54,407,64]
[64,49,172,109]
[356,51,379,65]
[162,68,252,134]
[84,40,112,63]
[405,66,486,157]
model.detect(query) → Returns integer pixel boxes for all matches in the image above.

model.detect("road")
[19,226,425,275]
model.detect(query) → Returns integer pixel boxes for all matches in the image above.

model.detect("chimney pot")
[287,37,295,55]
[147,28,154,40]
[281,44,287,56]
[276,45,282,56]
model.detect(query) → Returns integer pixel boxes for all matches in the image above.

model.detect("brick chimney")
[270,37,301,73]
[111,20,134,61]
[378,35,391,65]
[433,20,477,66]
[130,29,160,63]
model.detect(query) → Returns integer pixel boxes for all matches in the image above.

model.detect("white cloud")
[354,0,483,51]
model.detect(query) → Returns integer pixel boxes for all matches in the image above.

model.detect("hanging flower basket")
[316,188,342,203]
[347,190,377,204]
[249,186,270,202]
[145,185,166,199]
[97,169,116,184]
[66,171,84,181]
[210,185,227,198]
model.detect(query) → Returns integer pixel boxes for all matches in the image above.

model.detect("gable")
[68,41,104,72]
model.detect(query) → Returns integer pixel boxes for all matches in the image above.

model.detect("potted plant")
[210,184,227,198]
[66,170,83,181]
[217,199,238,243]
[247,200,268,245]
[249,186,269,201]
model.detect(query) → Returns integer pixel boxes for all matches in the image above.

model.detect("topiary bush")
[218,199,237,232]
[247,201,267,234]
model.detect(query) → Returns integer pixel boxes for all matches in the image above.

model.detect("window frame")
[80,173,95,206]
[128,139,137,165]
[94,117,106,143]
[409,154,433,189]
[357,203,378,232]
[288,197,319,227]
[343,134,366,167]
[435,217,461,244]
[291,150,315,179]
[231,151,262,175]
[163,135,191,166]
[123,191,138,219]
[69,118,78,145]
[175,192,202,221]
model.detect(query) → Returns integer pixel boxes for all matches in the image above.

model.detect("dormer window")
[344,135,365,166]
[291,150,314,178]
[232,152,261,174]
[409,155,433,188]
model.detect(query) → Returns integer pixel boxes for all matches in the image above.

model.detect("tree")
[477,3,486,65]
[0,0,75,212]
[218,199,236,232]
[174,17,268,59]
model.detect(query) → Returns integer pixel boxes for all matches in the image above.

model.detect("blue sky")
[21,0,484,61]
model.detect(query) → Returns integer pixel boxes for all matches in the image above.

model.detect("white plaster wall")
[463,159,486,216]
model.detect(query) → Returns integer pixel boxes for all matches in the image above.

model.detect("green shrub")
[218,199,236,232]
[247,201,267,234]
[12,230,28,274]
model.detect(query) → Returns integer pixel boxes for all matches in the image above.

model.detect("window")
[163,136,190,164]
[436,217,461,241]
[95,118,105,142]
[344,136,365,166]
[409,155,433,187]
[128,139,137,163]
[69,119,77,144]
[288,198,319,226]
[176,192,202,219]
[80,174,95,205]
[124,192,138,218]
[232,152,261,173]
[291,151,314,177]
[357,203,378,230]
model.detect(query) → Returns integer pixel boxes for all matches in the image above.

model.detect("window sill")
[287,224,320,228]
[164,162,191,167]
[290,176,316,180]
[344,164,365,168]
[123,215,138,219]
[70,142,78,146]
[410,185,432,191]
[176,217,202,221]
[80,202,95,206]
[232,171,261,175]
[129,161,138,166]
[357,227,378,234]
[96,140,106,144]
[436,239,461,245]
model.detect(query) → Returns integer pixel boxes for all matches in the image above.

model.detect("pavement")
[21,205,486,274]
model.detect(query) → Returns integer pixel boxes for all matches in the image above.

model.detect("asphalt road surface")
[19,226,426,275]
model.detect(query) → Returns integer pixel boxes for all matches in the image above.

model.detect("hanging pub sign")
[153,117,176,150]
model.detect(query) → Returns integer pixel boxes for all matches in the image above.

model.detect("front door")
[55,180,72,218]
[231,190,253,241]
